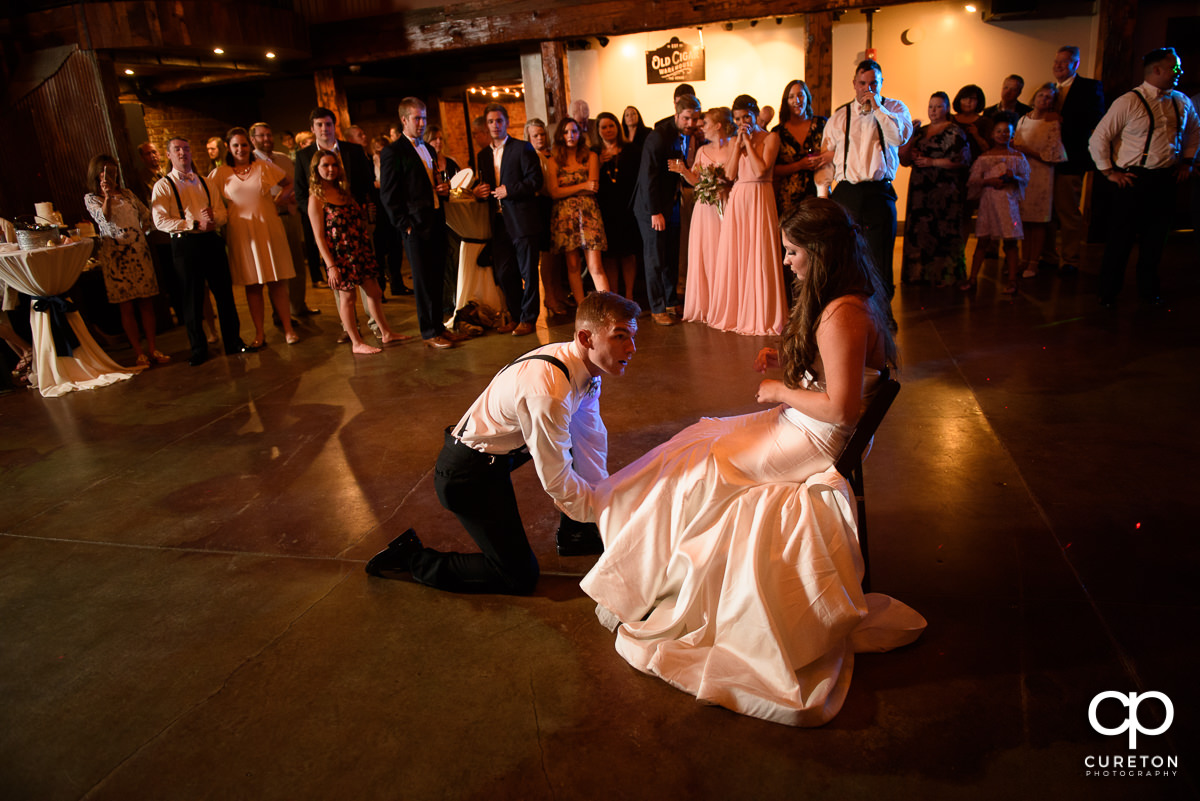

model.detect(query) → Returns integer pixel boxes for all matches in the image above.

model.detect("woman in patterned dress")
[307,151,406,354]
[899,92,971,286]
[771,80,830,222]
[1012,83,1066,279]
[84,154,167,367]
[547,117,610,307]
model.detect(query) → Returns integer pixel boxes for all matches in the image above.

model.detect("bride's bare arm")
[755,297,871,426]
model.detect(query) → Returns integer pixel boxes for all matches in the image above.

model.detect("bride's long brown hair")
[779,198,897,389]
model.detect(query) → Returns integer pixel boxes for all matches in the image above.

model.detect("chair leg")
[858,494,871,594]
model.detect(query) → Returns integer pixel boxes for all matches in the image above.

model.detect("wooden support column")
[805,12,833,118]
[540,41,570,129]
[314,69,352,139]
[1095,0,1138,99]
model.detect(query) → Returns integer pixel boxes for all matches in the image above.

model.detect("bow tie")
[179,172,197,182]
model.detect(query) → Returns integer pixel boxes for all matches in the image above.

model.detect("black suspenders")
[456,354,572,438]
[1123,89,1182,168]
[841,100,887,177]
[164,172,213,222]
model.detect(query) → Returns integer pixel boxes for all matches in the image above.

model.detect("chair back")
[833,375,900,592]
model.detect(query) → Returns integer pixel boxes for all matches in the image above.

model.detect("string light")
[467,84,525,99]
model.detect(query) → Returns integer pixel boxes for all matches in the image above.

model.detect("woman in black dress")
[594,111,640,299]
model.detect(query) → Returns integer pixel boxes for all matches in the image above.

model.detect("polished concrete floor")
[2,237,1197,800]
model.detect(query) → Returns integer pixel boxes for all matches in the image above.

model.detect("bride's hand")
[755,378,783,405]
[753,347,779,373]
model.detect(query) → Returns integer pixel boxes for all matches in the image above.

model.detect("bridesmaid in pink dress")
[673,108,736,323]
[708,95,786,336]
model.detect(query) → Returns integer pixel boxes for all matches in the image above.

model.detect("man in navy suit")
[473,103,544,336]
[1047,46,1106,273]
[632,94,702,326]
[379,97,465,349]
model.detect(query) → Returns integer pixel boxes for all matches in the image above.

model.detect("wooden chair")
[833,375,900,594]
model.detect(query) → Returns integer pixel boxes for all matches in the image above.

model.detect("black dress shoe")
[365,529,423,578]
[297,307,322,316]
[393,284,414,296]
[188,353,208,367]
[555,516,604,557]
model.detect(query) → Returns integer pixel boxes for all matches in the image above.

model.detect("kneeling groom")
[367,292,641,594]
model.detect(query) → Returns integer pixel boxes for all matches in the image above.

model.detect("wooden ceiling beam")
[11,1,308,59]
[309,0,910,68]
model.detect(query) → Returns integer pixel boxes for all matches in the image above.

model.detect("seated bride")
[580,197,925,726]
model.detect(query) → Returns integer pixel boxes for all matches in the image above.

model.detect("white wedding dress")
[581,370,926,726]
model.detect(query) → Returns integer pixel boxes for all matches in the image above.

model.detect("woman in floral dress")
[899,92,971,285]
[1012,83,1066,278]
[307,151,405,354]
[548,117,609,306]
[84,154,167,367]
[771,80,830,222]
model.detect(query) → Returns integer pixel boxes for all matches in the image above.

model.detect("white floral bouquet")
[693,164,733,215]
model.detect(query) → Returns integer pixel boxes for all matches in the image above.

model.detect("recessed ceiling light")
[213,47,224,55]
[964,4,977,11]
[124,68,135,75]
[266,51,276,59]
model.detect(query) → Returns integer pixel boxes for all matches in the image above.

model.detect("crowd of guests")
[6,40,1195,734]
[899,45,1197,304]
[14,42,1189,382]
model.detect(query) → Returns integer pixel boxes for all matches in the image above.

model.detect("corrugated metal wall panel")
[5,48,123,227]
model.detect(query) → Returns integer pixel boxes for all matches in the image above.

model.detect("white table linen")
[0,239,137,397]
[443,198,504,325]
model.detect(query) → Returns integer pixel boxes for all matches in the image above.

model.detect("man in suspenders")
[150,137,251,366]
[816,59,912,330]
[367,292,641,595]
[1090,47,1198,307]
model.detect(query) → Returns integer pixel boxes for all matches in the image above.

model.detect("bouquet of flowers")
[693,164,733,215]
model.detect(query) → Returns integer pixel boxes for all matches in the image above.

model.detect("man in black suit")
[1047,46,1105,273]
[632,94,702,326]
[473,103,544,336]
[293,107,376,289]
[982,74,1033,119]
[379,97,465,349]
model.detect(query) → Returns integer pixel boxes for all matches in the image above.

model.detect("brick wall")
[141,93,262,175]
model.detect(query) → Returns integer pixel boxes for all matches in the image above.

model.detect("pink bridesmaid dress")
[707,151,786,336]
[682,145,724,324]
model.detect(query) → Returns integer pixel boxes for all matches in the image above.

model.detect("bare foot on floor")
[352,342,382,354]
[380,333,412,345]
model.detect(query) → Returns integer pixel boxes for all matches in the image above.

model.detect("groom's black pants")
[408,427,541,595]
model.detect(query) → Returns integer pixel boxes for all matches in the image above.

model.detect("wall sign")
[646,37,705,85]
